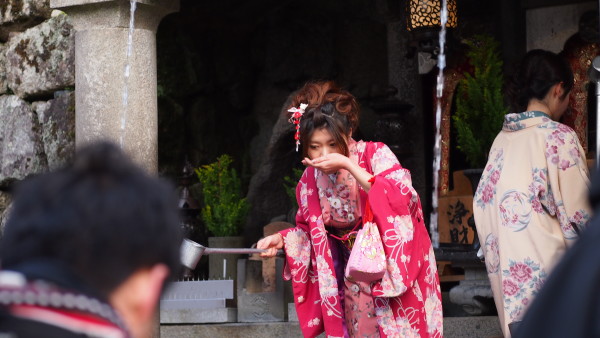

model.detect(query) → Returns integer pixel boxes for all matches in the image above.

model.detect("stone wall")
[0,0,75,228]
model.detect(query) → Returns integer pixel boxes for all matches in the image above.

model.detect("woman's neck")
[525,100,550,115]
[526,99,560,120]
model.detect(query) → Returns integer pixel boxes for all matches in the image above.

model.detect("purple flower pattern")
[540,121,583,170]
[528,168,555,215]
[502,258,547,322]
[475,148,504,209]
[484,234,500,273]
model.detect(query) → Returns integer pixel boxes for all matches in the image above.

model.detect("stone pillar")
[49,0,179,173]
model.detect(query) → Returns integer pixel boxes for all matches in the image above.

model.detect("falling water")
[429,0,449,248]
[120,0,137,148]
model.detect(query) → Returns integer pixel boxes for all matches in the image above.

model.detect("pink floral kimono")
[280,140,443,338]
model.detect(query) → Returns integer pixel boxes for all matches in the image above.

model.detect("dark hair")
[0,141,182,299]
[505,49,574,114]
[289,81,359,158]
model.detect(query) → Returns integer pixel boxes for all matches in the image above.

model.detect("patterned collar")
[0,271,129,337]
[502,111,552,131]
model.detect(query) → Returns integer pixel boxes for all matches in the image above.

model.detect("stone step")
[161,316,502,338]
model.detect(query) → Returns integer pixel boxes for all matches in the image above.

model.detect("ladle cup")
[180,238,283,270]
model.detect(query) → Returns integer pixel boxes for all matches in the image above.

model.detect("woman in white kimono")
[473,49,591,337]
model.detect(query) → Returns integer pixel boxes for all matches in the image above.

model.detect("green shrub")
[195,155,249,237]
[453,34,508,168]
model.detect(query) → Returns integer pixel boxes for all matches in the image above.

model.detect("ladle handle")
[203,248,284,255]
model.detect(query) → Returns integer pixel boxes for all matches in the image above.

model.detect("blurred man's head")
[1,141,183,337]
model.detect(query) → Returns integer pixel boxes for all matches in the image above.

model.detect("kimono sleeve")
[368,142,401,175]
[280,176,313,283]
[279,171,327,338]
[545,126,591,241]
[365,143,432,298]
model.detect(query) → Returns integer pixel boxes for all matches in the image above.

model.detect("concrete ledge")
[161,316,502,338]
[160,307,237,324]
[161,322,304,338]
[444,316,502,338]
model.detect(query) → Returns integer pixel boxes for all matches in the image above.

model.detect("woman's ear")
[555,82,566,98]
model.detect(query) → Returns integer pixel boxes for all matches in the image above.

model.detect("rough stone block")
[32,90,75,170]
[0,95,48,188]
[0,43,7,94]
[0,0,52,41]
[6,12,74,99]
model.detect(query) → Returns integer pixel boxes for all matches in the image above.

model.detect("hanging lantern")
[406,0,458,63]
[407,0,458,31]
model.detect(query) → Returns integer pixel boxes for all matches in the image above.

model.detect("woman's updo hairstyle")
[289,81,360,158]
[505,49,574,114]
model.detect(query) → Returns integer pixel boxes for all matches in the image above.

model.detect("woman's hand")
[304,152,374,192]
[257,233,284,257]
[302,153,350,174]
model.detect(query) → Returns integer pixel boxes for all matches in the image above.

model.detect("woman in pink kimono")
[257,81,443,337]
[473,50,591,337]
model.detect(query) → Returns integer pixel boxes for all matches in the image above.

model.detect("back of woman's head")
[505,49,573,114]
[289,81,359,157]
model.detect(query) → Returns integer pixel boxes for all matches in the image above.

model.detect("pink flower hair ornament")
[288,103,308,152]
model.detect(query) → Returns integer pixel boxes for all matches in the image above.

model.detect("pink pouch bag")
[345,200,386,282]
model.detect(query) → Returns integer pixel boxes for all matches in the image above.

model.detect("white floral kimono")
[473,111,591,337]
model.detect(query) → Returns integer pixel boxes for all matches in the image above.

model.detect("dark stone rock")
[261,15,335,84]
[156,15,209,100]
[244,96,301,245]
[157,96,186,177]
[0,95,48,188]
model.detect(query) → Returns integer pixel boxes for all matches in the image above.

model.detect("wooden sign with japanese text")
[438,195,475,245]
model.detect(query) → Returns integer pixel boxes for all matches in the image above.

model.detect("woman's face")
[307,128,342,159]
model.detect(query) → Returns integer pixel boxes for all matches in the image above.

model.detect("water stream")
[120,0,137,148]
[429,0,449,248]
